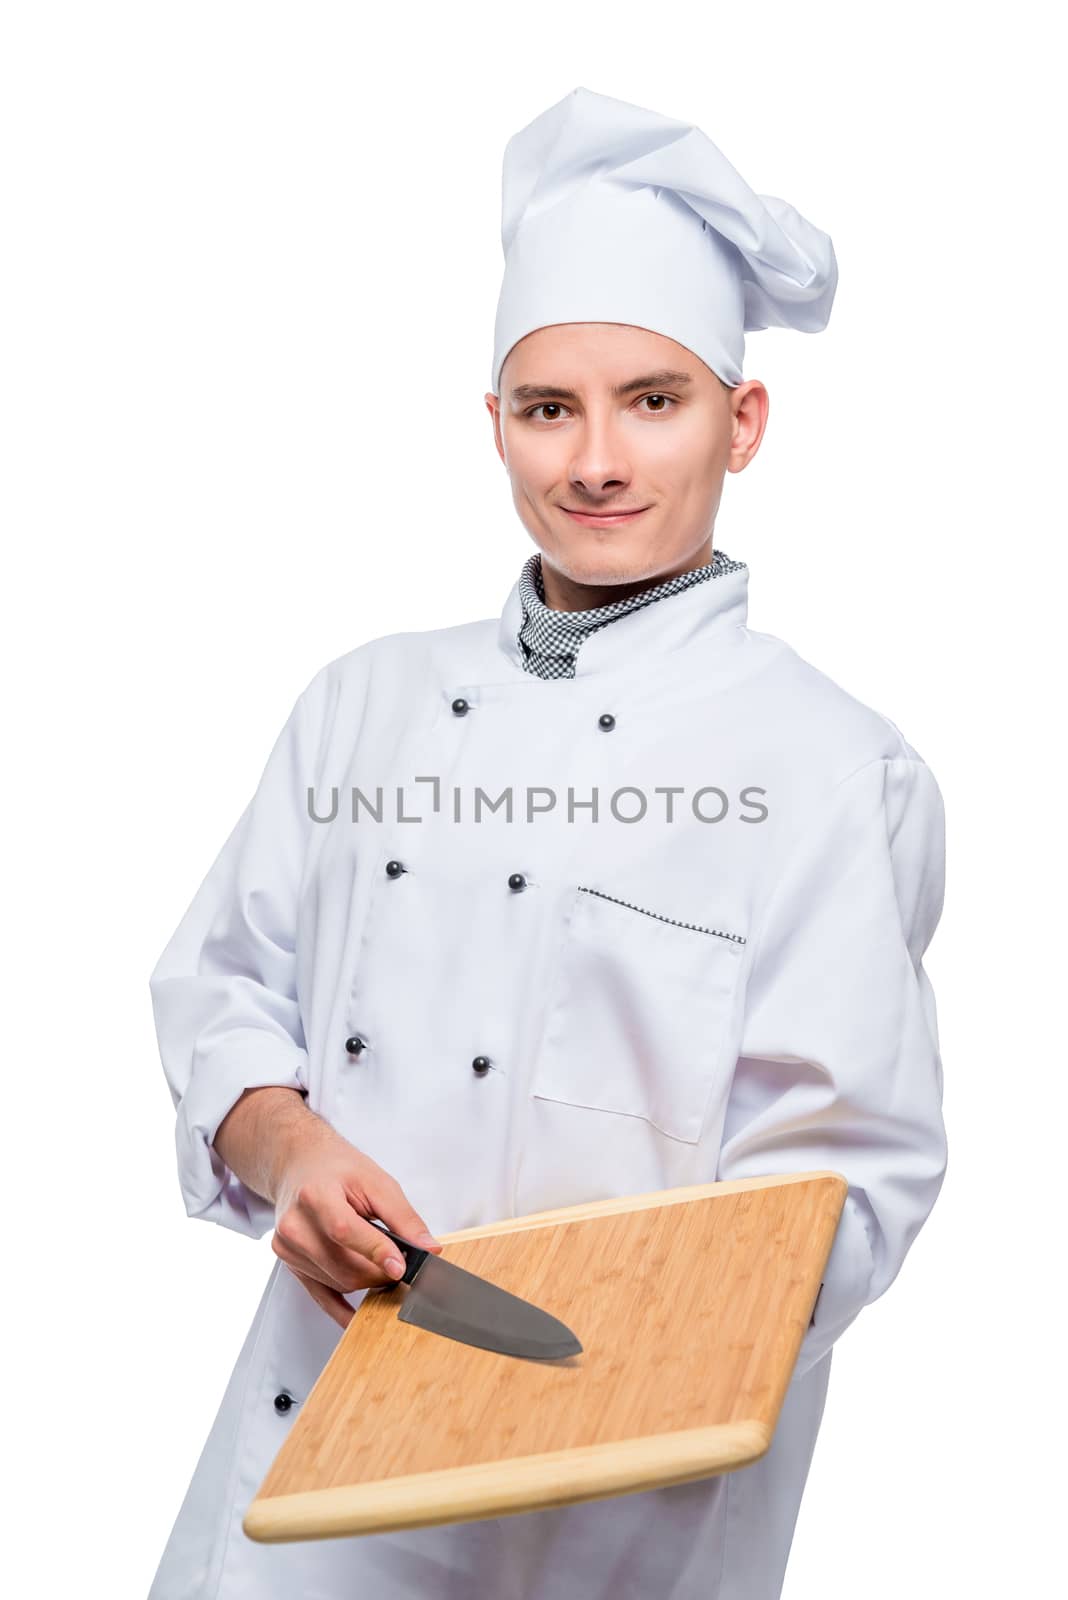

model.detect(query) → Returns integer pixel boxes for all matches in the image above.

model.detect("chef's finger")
[273,1204,395,1293]
[279,1185,416,1287]
[316,1193,437,1284]
[280,1178,440,1286]
[272,1220,353,1292]
[284,1263,354,1330]
[276,1183,398,1286]
[303,1207,408,1288]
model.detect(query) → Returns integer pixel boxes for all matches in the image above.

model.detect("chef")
[148,85,947,1599]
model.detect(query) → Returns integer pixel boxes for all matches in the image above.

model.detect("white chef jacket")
[147,555,947,1599]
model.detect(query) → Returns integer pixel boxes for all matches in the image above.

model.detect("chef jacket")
[147,552,947,1599]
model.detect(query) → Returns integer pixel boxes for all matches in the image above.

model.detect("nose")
[568,415,633,502]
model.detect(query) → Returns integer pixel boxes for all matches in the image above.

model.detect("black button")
[385,859,405,877]
[507,873,527,892]
[451,697,470,716]
[345,1035,366,1056]
[471,1056,491,1076]
[274,1392,294,1414]
[598,713,616,731]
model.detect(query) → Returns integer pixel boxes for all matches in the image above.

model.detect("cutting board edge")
[243,1418,772,1544]
[436,1170,848,1244]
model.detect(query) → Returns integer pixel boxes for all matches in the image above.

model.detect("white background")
[3,3,1063,1594]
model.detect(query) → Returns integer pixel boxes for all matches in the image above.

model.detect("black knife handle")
[368,1219,429,1287]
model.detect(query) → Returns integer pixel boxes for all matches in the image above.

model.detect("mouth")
[560,506,651,527]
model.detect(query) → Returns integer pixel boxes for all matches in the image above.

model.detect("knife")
[367,1220,583,1361]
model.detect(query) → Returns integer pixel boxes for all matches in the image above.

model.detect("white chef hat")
[491,85,838,393]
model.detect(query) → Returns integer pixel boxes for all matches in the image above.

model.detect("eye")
[637,393,676,414]
[524,402,572,422]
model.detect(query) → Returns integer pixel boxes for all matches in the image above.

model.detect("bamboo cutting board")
[244,1170,846,1543]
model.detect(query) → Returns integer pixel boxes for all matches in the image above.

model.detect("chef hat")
[491,85,838,393]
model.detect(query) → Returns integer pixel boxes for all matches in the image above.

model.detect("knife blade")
[368,1220,583,1360]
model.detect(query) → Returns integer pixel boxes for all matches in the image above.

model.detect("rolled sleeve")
[149,669,328,1238]
[717,754,948,1378]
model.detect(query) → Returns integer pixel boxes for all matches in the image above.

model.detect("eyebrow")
[509,369,695,404]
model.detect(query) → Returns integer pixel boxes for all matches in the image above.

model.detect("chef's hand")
[271,1118,443,1329]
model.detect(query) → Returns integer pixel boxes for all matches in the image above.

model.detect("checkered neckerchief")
[516,548,747,680]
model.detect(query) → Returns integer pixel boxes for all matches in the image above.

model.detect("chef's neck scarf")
[516,548,747,680]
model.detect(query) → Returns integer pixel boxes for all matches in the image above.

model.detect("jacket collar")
[496,549,750,678]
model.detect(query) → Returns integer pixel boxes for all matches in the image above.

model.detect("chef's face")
[486,323,767,601]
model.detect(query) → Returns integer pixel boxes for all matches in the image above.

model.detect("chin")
[549,539,665,589]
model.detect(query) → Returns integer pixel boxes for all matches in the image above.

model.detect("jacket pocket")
[530,884,747,1144]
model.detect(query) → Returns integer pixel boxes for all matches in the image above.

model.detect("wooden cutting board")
[244,1170,846,1543]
